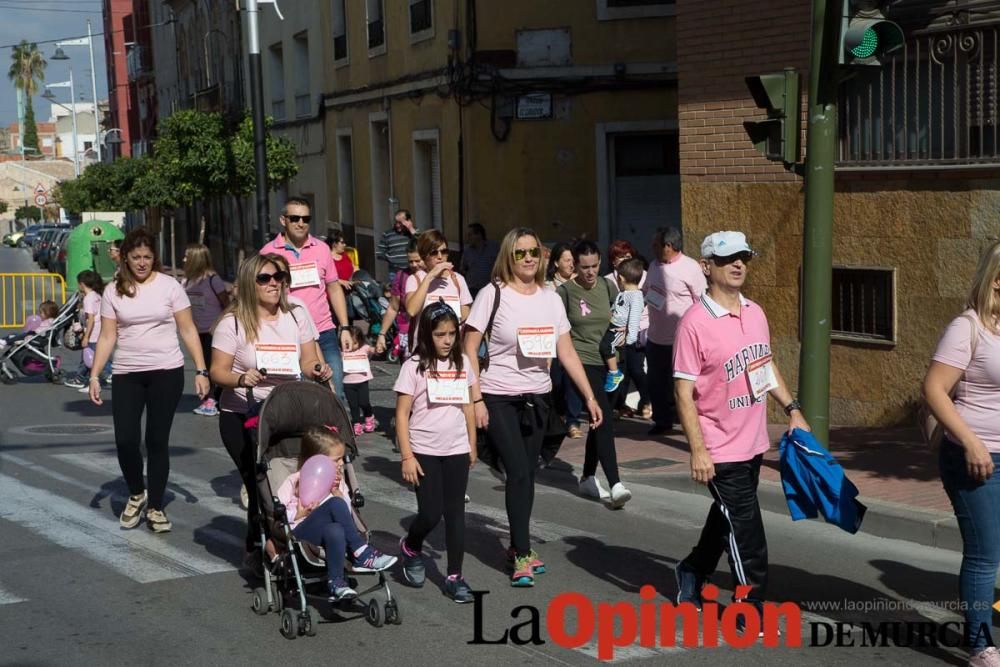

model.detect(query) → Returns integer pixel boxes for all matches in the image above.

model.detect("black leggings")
[219,410,260,553]
[197,332,222,402]
[581,364,621,487]
[111,367,185,510]
[403,452,470,575]
[484,394,547,556]
[344,381,373,423]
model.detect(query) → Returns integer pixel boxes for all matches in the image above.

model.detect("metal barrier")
[0,273,67,329]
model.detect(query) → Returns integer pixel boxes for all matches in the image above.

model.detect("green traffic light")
[850,27,878,58]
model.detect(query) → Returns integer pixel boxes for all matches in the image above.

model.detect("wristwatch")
[195,369,210,378]
[783,399,802,416]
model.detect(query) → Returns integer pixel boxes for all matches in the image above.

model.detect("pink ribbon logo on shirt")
[579,299,591,317]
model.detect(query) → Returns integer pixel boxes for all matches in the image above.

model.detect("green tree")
[230,113,299,196]
[14,205,41,223]
[8,40,47,153]
[153,109,230,206]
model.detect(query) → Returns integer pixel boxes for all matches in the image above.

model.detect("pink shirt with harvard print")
[672,293,772,464]
[262,234,339,333]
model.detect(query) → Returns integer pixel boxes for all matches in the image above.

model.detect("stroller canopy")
[255,381,357,462]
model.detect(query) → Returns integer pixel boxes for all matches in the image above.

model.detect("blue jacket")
[779,428,866,534]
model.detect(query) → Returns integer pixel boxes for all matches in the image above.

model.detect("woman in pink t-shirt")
[463,227,601,588]
[394,303,477,602]
[89,227,211,534]
[924,241,1000,661]
[210,253,332,564]
[181,243,231,417]
[404,230,473,337]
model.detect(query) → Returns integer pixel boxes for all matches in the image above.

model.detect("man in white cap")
[671,230,809,629]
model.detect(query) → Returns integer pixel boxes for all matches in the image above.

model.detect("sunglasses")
[513,247,541,262]
[255,270,289,285]
[711,252,754,266]
[284,215,311,224]
[428,248,448,257]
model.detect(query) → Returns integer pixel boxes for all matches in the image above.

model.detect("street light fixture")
[42,71,80,177]
[51,18,103,162]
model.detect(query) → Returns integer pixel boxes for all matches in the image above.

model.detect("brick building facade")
[676,0,1000,426]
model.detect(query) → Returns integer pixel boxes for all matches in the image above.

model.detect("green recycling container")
[66,220,125,285]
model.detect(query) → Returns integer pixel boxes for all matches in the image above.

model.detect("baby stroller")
[0,292,79,385]
[247,380,400,638]
[349,269,394,342]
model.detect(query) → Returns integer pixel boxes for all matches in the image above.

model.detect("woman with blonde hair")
[924,240,1000,666]
[89,227,210,533]
[463,227,601,587]
[210,253,332,573]
[181,243,230,416]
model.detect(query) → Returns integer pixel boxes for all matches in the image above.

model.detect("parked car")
[35,228,64,266]
[20,223,46,248]
[47,230,72,276]
[2,231,24,247]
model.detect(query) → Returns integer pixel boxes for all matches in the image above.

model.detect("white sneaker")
[610,482,632,509]
[579,476,610,500]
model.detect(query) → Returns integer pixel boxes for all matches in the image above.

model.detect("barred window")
[839,21,999,167]
[831,267,895,344]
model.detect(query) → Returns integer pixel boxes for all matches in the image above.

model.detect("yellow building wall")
[682,180,1000,426]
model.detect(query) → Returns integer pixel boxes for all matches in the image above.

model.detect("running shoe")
[146,508,172,533]
[969,647,1000,667]
[363,415,377,433]
[400,537,426,587]
[567,425,584,439]
[674,561,705,610]
[610,482,632,509]
[329,577,358,601]
[63,375,87,389]
[510,554,535,587]
[119,491,147,529]
[193,398,219,416]
[445,575,474,603]
[353,545,397,572]
[506,547,545,574]
[353,422,363,436]
[604,370,624,392]
[579,475,611,501]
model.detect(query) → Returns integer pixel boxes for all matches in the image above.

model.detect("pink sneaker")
[363,416,376,433]
[353,423,363,436]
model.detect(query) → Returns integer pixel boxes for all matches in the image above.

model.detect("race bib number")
[186,291,206,308]
[517,326,557,358]
[290,262,321,289]
[342,351,371,375]
[427,370,470,404]
[254,343,299,376]
[425,294,461,318]
[747,355,779,401]
[646,286,666,312]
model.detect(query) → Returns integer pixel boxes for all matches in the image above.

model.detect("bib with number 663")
[426,369,470,404]
[747,355,779,401]
[254,343,299,376]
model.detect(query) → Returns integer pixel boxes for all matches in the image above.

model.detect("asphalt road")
[0,245,977,666]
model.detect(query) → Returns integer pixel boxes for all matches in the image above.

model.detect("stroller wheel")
[366,598,384,628]
[251,587,269,616]
[385,600,401,625]
[279,608,299,639]
[45,370,63,384]
[1,372,16,385]
[303,606,320,636]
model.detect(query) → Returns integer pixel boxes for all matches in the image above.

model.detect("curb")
[637,472,962,553]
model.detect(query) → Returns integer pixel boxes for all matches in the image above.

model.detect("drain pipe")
[385,96,398,224]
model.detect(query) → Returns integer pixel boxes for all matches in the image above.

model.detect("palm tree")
[8,40,47,153]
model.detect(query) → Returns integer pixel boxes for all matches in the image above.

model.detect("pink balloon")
[83,347,95,368]
[298,454,336,507]
[24,315,42,332]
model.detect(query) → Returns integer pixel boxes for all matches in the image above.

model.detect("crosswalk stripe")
[0,472,233,583]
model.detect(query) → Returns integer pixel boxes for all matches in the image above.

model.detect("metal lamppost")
[51,18,102,162]
[42,70,80,177]
[102,128,123,161]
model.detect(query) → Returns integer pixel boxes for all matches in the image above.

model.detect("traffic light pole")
[246,0,270,248]
[798,0,842,445]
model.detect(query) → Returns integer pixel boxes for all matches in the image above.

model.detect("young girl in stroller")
[276,426,396,601]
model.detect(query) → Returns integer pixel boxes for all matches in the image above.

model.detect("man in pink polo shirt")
[671,230,809,624]
[261,198,354,398]
[644,226,707,436]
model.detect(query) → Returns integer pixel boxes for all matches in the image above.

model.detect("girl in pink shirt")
[404,230,473,340]
[375,240,423,362]
[181,243,230,417]
[65,271,112,388]
[88,227,211,534]
[394,303,477,603]
[342,326,375,435]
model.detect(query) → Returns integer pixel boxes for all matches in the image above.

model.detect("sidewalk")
[553,416,961,552]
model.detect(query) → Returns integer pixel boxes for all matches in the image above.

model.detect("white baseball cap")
[700,231,755,258]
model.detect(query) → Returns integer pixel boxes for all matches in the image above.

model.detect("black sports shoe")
[400,537,425,587]
[445,576,474,603]
[674,561,704,609]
